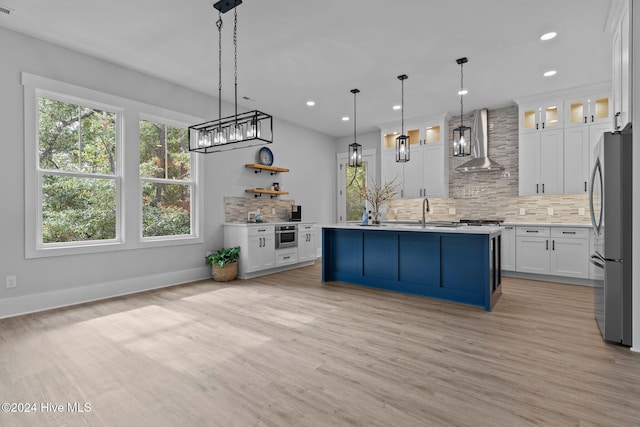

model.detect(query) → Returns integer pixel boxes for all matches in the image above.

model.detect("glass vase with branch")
[356,178,399,224]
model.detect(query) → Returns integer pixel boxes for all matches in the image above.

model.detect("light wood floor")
[1,263,639,427]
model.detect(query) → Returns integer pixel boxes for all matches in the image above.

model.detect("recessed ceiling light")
[540,32,557,41]
[458,89,468,96]
[306,100,315,106]
[543,70,557,77]
[342,116,349,121]
[392,105,401,110]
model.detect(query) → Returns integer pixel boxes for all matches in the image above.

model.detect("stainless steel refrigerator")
[589,123,632,346]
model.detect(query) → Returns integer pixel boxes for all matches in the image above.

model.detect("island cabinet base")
[322,228,502,311]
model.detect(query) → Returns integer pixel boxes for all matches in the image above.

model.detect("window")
[139,118,194,239]
[23,72,203,258]
[37,95,121,245]
[336,150,376,222]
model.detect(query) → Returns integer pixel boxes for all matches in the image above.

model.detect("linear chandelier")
[189,0,273,154]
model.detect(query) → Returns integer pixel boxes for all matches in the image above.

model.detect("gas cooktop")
[458,219,504,226]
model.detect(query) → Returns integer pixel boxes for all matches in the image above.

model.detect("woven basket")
[211,262,238,282]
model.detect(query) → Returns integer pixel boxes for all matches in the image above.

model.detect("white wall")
[0,27,336,318]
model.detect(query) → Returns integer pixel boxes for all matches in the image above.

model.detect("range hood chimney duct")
[455,108,504,173]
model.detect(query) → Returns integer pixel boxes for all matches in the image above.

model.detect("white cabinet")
[518,129,564,195]
[515,226,589,279]
[516,226,551,274]
[519,101,563,133]
[246,227,275,273]
[500,226,516,271]
[564,95,611,128]
[563,121,611,194]
[297,224,317,262]
[549,228,589,279]
[612,0,631,130]
[224,225,275,278]
[380,114,449,199]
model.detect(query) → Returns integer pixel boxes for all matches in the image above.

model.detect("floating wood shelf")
[245,164,290,175]
[245,189,289,198]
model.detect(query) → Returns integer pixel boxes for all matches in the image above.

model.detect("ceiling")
[0,0,616,138]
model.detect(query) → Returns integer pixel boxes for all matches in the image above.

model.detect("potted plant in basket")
[205,246,240,282]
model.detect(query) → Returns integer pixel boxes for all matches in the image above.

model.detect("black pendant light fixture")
[453,57,471,157]
[396,74,410,163]
[189,0,273,153]
[348,89,362,168]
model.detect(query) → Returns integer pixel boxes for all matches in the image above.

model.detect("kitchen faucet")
[422,197,430,228]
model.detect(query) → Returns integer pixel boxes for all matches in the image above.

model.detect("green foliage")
[346,162,367,221]
[205,247,240,267]
[37,97,193,243]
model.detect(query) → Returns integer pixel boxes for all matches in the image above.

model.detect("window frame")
[23,73,204,258]
[138,113,198,242]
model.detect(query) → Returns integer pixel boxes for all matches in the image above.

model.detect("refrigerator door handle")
[590,252,605,269]
[589,158,603,235]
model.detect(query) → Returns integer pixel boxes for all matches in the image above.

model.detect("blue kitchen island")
[322,223,502,311]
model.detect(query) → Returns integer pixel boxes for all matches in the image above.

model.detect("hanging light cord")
[353,91,357,145]
[216,13,223,125]
[459,61,464,127]
[233,8,238,124]
[401,78,405,134]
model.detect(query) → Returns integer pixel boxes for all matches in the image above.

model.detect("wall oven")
[275,225,297,249]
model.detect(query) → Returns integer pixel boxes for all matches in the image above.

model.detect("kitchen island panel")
[363,231,398,281]
[322,226,501,311]
[398,232,440,287]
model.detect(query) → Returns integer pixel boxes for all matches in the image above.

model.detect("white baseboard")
[0,267,210,319]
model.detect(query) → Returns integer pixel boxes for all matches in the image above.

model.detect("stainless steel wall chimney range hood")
[455,109,504,173]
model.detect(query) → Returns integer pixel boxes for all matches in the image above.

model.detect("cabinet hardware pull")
[614,112,621,130]
[542,183,545,193]
[258,229,266,232]
[546,240,549,250]
[283,256,290,260]
[536,184,539,193]
[584,116,587,123]
[526,230,539,233]
[542,122,545,129]
[536,123,539,130]
[552,240,555,250]
[591,115,594,123]
[584,181,587,192]
[562,231,576,234]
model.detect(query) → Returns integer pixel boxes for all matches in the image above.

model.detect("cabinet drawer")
[516,226,550,237]
[275,249,298,266]
[551,227,589,239]
[248,226,275,237]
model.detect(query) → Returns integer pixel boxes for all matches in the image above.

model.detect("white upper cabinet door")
[565,95,611,128]
[519,102,563,133]
[538,129,564,195]
[518,132,541,196]
[563,126,590,194]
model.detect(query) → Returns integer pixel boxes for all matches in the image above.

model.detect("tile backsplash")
[387,106,591,224]
[225,197,297,223]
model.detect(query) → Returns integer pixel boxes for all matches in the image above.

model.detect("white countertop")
[322,222,502,235]
[502,222,591,228]
[224,221,315,227]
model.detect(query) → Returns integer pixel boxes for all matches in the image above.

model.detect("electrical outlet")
[5,276,16,289]
[519,208,526,215]
[271,208,276,215]
[449,208,456,215]
[256,208,260,214]
[578,208,585,216]
[547,208,554,216]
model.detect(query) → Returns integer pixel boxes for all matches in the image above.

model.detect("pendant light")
[189,0,273,153]
[348,89,362,168]
[396,74,409,163]
[453,57,471,157]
